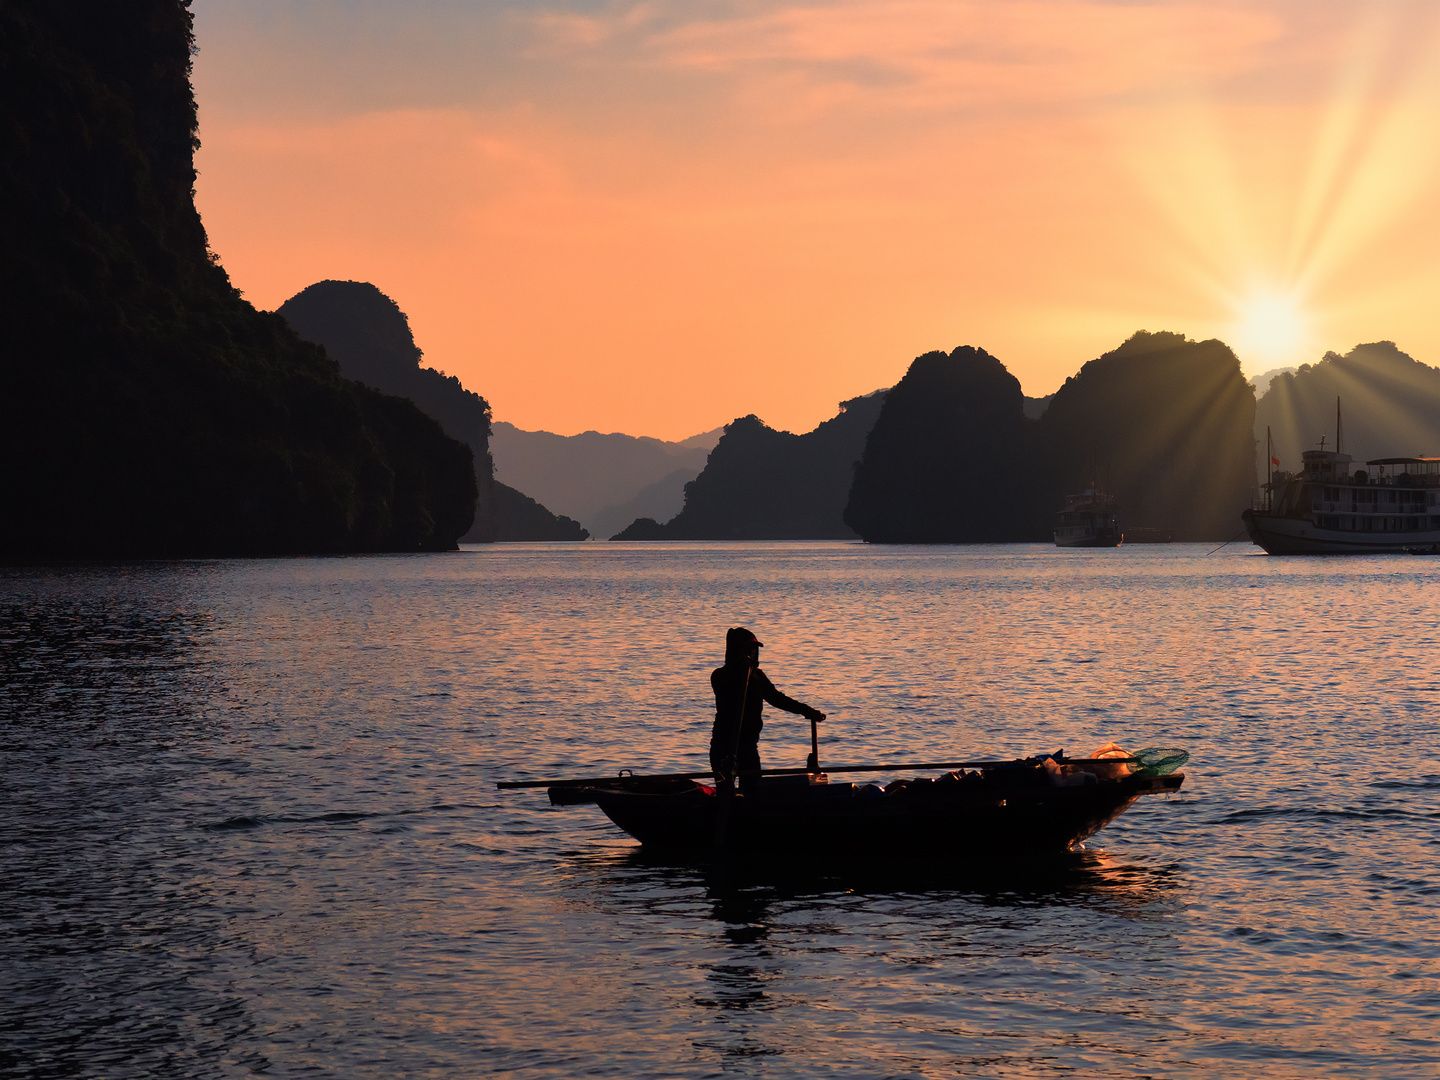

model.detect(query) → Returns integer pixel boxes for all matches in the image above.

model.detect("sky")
[192,0,1440,440]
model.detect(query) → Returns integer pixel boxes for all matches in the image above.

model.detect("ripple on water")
[2,544,1440,1078]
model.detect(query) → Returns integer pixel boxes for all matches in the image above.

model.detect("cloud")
[193,0,1440,435]
[531,0,1290,116]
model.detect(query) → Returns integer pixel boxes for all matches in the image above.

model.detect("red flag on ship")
[1271,456,1280,466]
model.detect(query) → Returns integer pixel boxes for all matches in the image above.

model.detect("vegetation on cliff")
[278,280,587,541]
[1036,332,1257,540]
[844,349,1037,542]
[843,333,1257,542]
[279,281,494,540]
[0,0,475,559]
[1255,342,1440,466]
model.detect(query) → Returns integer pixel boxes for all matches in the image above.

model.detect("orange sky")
[192,1,1440,440]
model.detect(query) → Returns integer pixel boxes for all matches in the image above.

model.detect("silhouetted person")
[710,627,825,791]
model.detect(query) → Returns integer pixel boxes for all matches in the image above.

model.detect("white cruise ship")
[1243,448,1440,555]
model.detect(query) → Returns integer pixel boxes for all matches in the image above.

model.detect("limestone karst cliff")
[612,392,886,540]
[0,0,476,558]
[842,334,1257,543]
[278,280,589,541]
[1255,342,1440,466]
[843,348,1038,542]
[1035,332,1256,540]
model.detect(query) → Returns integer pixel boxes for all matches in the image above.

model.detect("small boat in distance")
[1244,401,1440,555]
[1054,488,1122,547]
[499,745,1188,860]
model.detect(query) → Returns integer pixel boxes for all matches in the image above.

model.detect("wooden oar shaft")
[496,756,1138,790]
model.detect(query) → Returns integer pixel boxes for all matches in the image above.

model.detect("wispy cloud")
[193,0,1440,435]
[532,0,1290,115]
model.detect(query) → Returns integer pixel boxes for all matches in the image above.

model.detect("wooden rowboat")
[504,751,1187,860]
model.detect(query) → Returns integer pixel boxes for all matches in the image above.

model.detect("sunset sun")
[1232,291,1309,370]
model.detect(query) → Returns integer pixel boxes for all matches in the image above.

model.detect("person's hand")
[807,708,826,722]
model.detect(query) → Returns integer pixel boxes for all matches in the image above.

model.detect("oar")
[805,716,820,773]
[496,755,1141,789]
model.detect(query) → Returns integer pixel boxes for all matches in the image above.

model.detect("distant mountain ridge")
[490,422,720,538]
[616,334,1258,543]
[1248,367,1296,399]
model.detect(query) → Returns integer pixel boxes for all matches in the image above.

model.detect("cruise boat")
[1243,411,1440,554]
[1053,488,1122,547]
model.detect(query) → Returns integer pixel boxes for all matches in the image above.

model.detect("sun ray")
[1104,5,1440,382]
[1283,8,1395,285]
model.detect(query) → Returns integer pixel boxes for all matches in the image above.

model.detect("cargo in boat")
[505,748,1187,860]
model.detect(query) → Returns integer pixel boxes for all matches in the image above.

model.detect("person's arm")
[756,669,826,721]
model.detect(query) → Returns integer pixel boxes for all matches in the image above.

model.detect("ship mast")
[1266,425,1274,511]
[1336,396,1343,457]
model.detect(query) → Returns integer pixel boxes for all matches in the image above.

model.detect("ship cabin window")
[1324,487,1340,500]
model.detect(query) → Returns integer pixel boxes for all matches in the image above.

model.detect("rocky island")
[0,0,476,559]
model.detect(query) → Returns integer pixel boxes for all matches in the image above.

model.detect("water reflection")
[565,845,1186,920]
[6,547,1440,1078]
[0,563,219,732]
[547,844,1192,1072]
[0,565,261,1080]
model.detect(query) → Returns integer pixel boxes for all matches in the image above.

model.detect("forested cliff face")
[843,334,1256,542]
[278,280,589,541]
[0,0,476,558]
[843,348,1039,542]
[277,281,502,541]
[1255,342,1440,465]
[612,391,886,540]
[1036,332,1256,540]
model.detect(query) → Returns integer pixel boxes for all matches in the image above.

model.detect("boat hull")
[586,773,1181,859]
[1054,533,1122,548]
[1243,508,1440,555]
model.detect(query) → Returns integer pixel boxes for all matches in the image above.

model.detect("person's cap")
[726,626,763,651]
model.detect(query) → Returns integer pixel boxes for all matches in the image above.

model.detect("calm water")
[2,543,1439,1079]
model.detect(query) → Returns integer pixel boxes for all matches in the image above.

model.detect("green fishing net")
[1130,747,1190,777]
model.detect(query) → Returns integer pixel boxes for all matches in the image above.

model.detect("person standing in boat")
[711,627,825,792]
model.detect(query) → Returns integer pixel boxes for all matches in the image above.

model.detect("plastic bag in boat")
[1083,743,1189,779]
[1086,742,1135,781]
